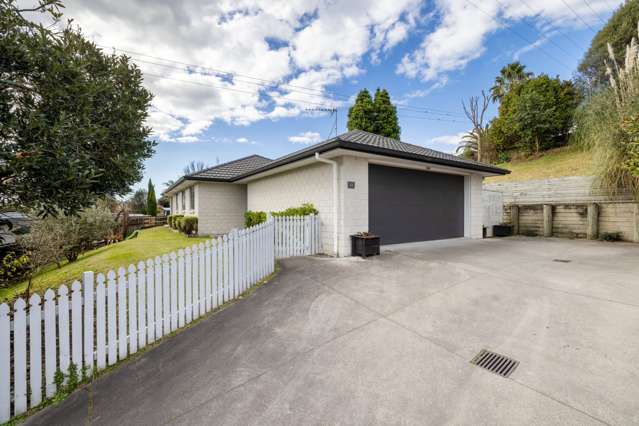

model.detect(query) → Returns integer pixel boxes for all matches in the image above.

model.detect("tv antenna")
[305,107,338,138]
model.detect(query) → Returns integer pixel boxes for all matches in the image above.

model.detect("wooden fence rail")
[0,215,321,422]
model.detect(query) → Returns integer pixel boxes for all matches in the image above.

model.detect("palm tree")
[490,62,533,103]
[455,130,481,159]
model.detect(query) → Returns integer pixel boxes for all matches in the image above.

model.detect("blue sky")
[56,0,620,194]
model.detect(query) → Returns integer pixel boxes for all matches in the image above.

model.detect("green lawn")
[485,145,594,184]
[1,227,209,303]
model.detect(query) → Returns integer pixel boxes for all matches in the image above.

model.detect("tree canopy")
[489,75,580,154]
[0,0,155,217]
[578,1,639,86]
[347,88,400,138]
[127,188,148,214]
[146,179,157,216]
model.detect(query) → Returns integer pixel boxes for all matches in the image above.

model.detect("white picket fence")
[273,214,321,259]
[0,215,321,422]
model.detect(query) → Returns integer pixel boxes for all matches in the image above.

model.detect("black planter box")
[351,234,380,258]
[493,224,513,237]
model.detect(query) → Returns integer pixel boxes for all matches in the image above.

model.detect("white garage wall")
[337,156,369,256]
[246,162,336,255]
[464,174,484,239]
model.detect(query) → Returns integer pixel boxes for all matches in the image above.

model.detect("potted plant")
[350,232,380,258]
[492,223,513,237]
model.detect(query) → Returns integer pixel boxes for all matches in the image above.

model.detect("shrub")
[245,211,267,227]
[272,203,319,217]
[170,214,183,230]
[182,216,198,235]
[0,251,30,288]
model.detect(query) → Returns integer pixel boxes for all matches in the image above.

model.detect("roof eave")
[337,141,510,175]
[231,139,509,180]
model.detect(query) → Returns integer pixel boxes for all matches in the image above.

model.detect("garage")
[368,164,465,245]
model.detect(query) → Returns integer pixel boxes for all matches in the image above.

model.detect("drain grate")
[470,349,519,378]
[553,259,571,263]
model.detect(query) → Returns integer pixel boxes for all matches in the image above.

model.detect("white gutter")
[315,152,339,256]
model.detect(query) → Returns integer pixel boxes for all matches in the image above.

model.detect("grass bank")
[486,145,594,183]
[1,227,209,303]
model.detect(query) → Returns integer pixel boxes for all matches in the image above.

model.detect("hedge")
[181,216,198,235]
[244,203,319,227]
[244,211,267,228]
[271,202,318,217]
[168,214,183,229]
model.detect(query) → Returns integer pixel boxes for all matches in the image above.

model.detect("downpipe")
[314,152,339,256]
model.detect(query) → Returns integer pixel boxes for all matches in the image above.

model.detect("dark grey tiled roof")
[164,155,272,194]
[234,129,509,179]
[187,155,272,180]
[338,130,500,171]
[165,130,508,194]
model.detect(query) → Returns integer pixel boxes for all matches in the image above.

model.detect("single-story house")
[163,129,509,256]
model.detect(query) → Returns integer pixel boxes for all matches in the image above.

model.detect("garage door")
[368,164,465,245]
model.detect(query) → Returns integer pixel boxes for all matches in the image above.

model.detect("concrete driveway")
[27,237,639,425]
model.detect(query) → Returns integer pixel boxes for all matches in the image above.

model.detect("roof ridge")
[187,154,272,177]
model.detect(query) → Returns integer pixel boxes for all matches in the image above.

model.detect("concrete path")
[26,237,639,425]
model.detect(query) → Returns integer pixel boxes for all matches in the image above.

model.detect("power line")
[494,0,581,60]
[518,0,583,50]
[143,72,337,108]
[581,0,608,25]
[463,0,574,71]
[135,55,467,119]
[99,43,466,117]
[558,0,598,33]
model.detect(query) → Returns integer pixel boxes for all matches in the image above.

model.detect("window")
[181,191,185,211]
[189,187,195,211]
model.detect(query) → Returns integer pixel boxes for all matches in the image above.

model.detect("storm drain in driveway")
[470,349,519,378]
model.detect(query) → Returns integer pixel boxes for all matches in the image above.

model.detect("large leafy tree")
[371,88,400,139]
[127,188,147,214]
[578,1,639,87]
[0,0,155,217]
[347,89,375,133]
[146,179,157,216]
[490,61,533,103]
[490,75,580,154]
[347,88,401,138]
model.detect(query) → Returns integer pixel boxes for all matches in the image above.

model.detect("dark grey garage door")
[369,164,464,245]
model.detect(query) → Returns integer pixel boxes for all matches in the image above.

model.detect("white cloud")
[30,0,616,142]
[427,132,467,153]
[397,0,617,82]
[47,0,421,142]
[174,136,200,143]
[288,131,322,144]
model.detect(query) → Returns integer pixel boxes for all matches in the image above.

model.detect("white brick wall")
[465,174,484,239]
[246,162,336,255]
[337,156,369,256]
[195,182,246,235]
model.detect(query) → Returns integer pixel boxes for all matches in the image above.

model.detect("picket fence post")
[96,274,106,370]
[28,294,42,407]
[44,289,57,397]
[83,271,94,373]
[0,304,9,422]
